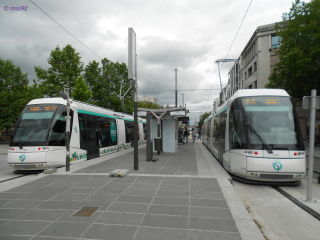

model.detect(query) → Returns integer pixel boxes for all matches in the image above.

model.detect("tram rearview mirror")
[59,91,68,100]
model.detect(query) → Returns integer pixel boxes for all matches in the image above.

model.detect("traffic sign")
[302,96,320,109]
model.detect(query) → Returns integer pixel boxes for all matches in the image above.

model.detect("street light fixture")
[215,59,238,102]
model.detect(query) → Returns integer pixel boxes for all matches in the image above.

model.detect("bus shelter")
[137,107,188,161]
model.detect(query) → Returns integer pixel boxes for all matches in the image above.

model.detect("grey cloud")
[139,36,211,69]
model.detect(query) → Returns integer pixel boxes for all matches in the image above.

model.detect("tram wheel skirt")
[230,173,301,186]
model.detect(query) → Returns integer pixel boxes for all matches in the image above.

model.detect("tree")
[84,58,133,113]
[25,80,45,101]
[198,111,211,129]
[0,59,44,129]
[35,44,84,97]
[138,101,163,109]
[72,76,93,103]
[266,0,320,101]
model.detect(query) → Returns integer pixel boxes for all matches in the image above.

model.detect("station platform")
[0,141,319,239]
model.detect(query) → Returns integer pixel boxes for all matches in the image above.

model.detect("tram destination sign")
[302,96,320,109]
[244,98,282,105]
[30,106,57,111]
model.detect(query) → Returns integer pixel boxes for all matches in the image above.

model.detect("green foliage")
[72,76,93,103]
[0,44,134,130]
[25,80,45,100]
[35,44,84,97]
[198,111,211,129]
[0,59,44,129]
[84,58,133,113]
[138,101,163,109]
[266,0,320,101]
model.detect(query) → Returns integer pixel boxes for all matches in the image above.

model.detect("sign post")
[128,27,138,170]
[302,89,320,202]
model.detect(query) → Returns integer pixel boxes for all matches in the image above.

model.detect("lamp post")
[128,28,138,170]
[215,59,238,102]
[59,89,71,172]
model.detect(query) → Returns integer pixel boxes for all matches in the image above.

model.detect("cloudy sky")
[1,0,308,124]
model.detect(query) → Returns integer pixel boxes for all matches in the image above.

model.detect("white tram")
[7,98,146,171]
[203,89,306,184]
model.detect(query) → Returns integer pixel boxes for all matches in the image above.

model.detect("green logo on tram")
[110,122,117,143]
[272,162,282,171]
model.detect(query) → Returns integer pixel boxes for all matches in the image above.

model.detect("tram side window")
[205,122,209,137]
[229,107,245,149]
[207,119,211,143]
[218,111,227,140]
[98,117,117,147]
[124,121,134,143]
[212,118,218,150]
[78,114,86,150]
[48,107,73,146]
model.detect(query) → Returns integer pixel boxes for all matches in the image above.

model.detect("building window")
[254,62,257,72]
[272,35,280,49]
[248,67,252,77]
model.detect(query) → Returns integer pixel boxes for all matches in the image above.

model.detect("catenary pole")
[59,88,71,172]
[134,54,138,170]
[307,89,317,201]
[182,94,184,107]
[128,27,138,170]
[175,68,177,107]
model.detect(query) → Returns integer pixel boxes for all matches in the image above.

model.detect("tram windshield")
[238,96,303,150]
[10,104,67,146]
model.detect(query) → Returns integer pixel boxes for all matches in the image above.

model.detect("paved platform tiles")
[0,175,241,240]
[75,145,198,175]
[0,142,263,240]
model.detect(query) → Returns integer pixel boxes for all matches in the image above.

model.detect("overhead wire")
[30,0,253,117]
[203,0,254,110]
[29,0,102,61]
[137,71,174,97]
[138,89,220,93]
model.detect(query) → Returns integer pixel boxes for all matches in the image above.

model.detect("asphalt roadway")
[0,141,320,240]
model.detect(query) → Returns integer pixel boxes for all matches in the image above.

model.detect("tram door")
[86,116,99,159]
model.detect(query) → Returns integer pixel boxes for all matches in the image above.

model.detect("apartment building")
[224,23,280,100]
[221,23,319,139]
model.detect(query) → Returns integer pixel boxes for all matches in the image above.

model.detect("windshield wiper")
[245,122,273,154]
[14,125,23,149]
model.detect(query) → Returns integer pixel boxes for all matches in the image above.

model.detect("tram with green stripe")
[7,98,146,171]
[202,89,306,185]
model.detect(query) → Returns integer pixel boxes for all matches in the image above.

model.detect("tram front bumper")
[8,151,48,170]
[245,157,306,182]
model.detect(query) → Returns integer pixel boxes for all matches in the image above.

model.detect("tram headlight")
[293,174,302,178]
[249,172,260,177]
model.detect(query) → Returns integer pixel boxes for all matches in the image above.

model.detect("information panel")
[128,28,136,81]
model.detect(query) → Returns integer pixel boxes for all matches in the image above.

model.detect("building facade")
[224,23,280,100]
[139,96,159,105]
